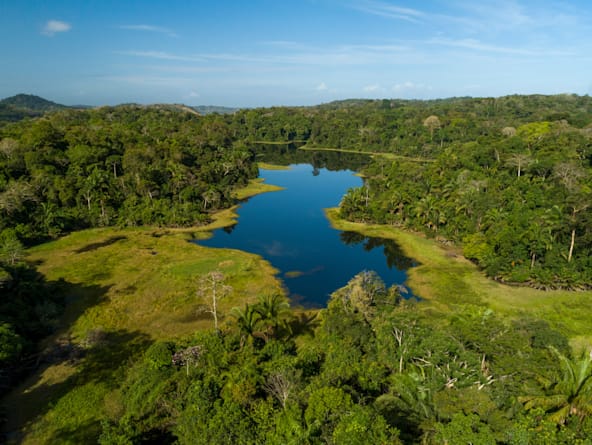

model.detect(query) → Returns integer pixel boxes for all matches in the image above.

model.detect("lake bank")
[325,208,592,349]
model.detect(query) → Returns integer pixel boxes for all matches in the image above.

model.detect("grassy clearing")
[26,226,283,341]
[326,208,592,347]
[257,162,291,171]
[5,226,284,443]
[3,178,286,443]
[232,176,284,200]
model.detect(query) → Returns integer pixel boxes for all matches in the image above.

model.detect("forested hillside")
[225,95,592,288]
[1,95,592,444]
[0,94,69,125]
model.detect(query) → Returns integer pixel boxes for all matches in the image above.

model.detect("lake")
[196,163,415,307]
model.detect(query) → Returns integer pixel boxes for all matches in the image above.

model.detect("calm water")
[197,164,414,307]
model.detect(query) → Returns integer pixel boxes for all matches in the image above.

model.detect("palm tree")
[231,304,261,348]
[520,347,592,424]
[254,294,292,340]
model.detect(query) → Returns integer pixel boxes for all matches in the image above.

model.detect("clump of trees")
[0,105,258,244]
[97,271,591,444]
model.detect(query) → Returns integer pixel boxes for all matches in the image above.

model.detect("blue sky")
[1,0,591,107]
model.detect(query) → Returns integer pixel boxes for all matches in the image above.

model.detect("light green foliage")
[434,413,497,445]
[328,270,398,323]
[520,347,592,425]
[332,405,401,445]
[516,121,552,146]
[305,386,352,437]
[0,230,25,265]
[507,408,592,445]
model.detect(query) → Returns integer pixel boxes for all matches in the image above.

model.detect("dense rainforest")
[1,94,592,443]
[226,95,592,289]
[97,272,591,444]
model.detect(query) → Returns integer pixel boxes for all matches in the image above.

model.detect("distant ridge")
[0,93,68,112]
[190,105,238,115]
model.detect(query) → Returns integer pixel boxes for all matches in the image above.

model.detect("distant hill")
[0,94,69,124]
[0,94,68,112]
[190,105,239,115]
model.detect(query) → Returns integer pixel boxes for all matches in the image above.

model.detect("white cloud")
[363,84,381,92]
[188,91,200,98]
[42,20,71,36]
[316,82,328,91]
[392,81,432,94]
[119,24,178,37]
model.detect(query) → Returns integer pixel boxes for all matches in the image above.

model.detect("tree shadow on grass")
[3,328,152,444]
[75,236,127,254]
[0,276,152,444]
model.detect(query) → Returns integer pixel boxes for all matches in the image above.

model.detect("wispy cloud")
[116,44,412,67]
[115,50,205,62]
[455,1,533,29]
[392,81,432,94]
[428,37,575,57]
[42,20,71,36]
[262,40,302,48]
[99,75,194,87]
[119,24,178,37]
[351,1,424,23]
[433,1,585,36]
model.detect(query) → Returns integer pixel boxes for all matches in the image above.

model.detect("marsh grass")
[326,208,592,346]
[6,225,283,443]
[256,162,291,170]
[4,181,285,443]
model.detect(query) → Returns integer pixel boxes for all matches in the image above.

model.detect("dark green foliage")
[0,263,63,358]
[0,94,68,113]
[0,94,69,125]
[331,99,592,288]
[0,105,258,244]
[95,271,590,444]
